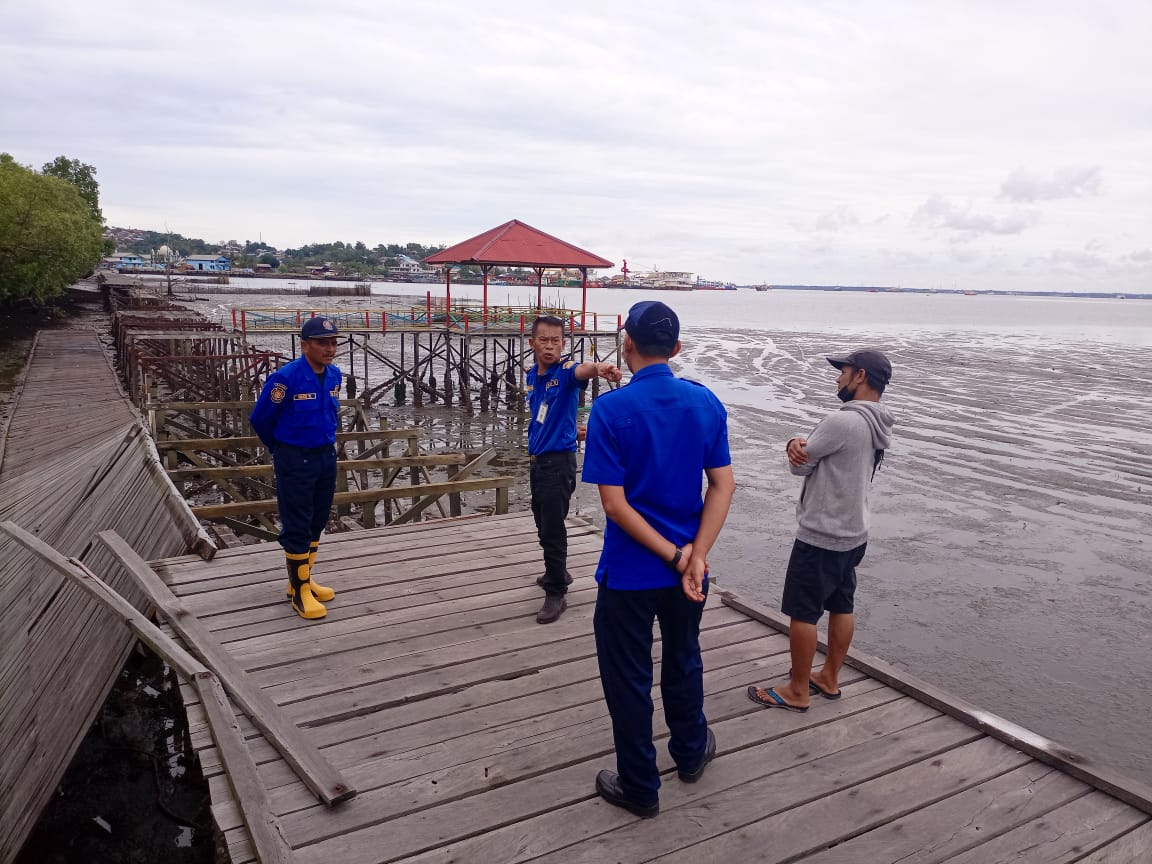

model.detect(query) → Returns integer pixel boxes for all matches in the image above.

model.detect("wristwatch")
[667,546,683,570]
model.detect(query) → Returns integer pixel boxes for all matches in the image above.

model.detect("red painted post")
[580,269,588,330]
[482,267,489,327]
[464,313,470,334]
[231,309,237,330]
[569,312,575,333]
[241,309,247,331]
[445,267,452,318]
[296,310,302,328]
[381,311,387,334]
[426,291,431,327]
[520,314,525,335]
[364,310,370,329]
[617,313,622,330]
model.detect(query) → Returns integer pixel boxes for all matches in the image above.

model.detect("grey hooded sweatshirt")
[790,400,895,552]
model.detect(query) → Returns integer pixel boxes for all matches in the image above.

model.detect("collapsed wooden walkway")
[150,511,1152,864]
[0,329,211,861]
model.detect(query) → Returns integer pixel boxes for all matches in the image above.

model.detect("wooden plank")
[795,764,1088,863]
[937,792,1147,864]
[0,521,210,680]
[191,476,515,519]
[166,453,466,480]
[236,645,823,837]
[96,530,356,806]
[157,429,422,451]
[193,672,293,864]
[390,449,494,525]
[289,704,977,864]
[1073,821,1152,863]
[646,736,1030,864]
[721,590,1152,816]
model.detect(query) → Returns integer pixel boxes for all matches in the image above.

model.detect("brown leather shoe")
[536,595,567,624]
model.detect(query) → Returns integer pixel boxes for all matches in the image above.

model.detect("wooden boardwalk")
[153,511,1152,864]
[0,329,212,861]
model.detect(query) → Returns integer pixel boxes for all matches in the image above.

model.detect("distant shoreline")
[747,284,1149,300]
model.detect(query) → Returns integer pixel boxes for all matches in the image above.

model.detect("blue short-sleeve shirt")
[250,356,342,449]
[526,359,588,455]
[582,363,731,590]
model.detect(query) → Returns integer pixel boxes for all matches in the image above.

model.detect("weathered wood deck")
[0,329,212,861]
[153,511,1152,864]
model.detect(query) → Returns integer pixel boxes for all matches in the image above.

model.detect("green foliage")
[114,230,213,257]
[0,156,105,303]
[258,253,280,267]
[41,156,104,224]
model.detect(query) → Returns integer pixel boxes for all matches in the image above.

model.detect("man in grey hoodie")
[748,349,895,712]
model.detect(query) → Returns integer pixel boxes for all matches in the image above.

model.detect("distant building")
[184,254,231,272]
[104,252,146,270]
[389,254,437,281]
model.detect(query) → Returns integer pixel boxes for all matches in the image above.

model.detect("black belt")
[279,442,333,453]
[529,451,572,462]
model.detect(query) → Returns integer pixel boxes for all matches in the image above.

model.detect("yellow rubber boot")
[286,552,326,620]
[285,541,335,602]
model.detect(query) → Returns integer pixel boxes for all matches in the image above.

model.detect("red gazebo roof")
[423,219,613,269]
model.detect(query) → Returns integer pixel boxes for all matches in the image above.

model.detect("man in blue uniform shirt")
[527,314,621,624]
[250,316,342,620]
[582,301,735,817]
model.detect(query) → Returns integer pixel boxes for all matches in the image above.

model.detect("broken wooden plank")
[96,530,356,807]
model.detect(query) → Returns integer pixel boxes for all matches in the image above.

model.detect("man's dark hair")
[864,370,887,395]
[630,337,675,359]
[531,315,564,337]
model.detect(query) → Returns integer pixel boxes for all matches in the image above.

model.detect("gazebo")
[423,219,614,328]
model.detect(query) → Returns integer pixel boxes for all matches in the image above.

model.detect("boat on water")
[694,278,737,290]
[607,269,696,290]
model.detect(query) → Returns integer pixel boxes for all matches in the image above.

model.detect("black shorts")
[781,539,867,625]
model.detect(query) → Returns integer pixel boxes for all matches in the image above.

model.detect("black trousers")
[529,451,577,596]
[594,577,710,805]
[273,444,337,555]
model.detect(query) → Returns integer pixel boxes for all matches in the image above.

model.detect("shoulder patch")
[330,387,340,397]
[270,383,287,403]
[563,360,577,370]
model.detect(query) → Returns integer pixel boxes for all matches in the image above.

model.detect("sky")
[2,0,1150,292]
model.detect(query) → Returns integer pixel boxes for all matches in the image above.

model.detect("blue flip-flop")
[746,685,809,713]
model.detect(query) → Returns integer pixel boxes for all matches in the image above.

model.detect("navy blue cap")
[624,301,679,351]
[827,349,892,387]
[301,316,339,339]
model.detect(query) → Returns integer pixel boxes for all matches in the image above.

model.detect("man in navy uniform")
[582,301,735,817]
[250,316,342,620]
[527,314,621,624]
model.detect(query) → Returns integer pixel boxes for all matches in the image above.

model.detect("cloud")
[813,206,860,233]
[1044,249,1106,269]
[1126,249,1152,264]
[999,166,1102,202]
[913,196,1040,235]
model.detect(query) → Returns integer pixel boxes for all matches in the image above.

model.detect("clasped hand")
[675,541,708,602]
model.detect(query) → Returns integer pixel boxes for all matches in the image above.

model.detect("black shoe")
[536,570,573,588]
[536,595,567,624]
[678,728,716,783]
[595,770,659,818]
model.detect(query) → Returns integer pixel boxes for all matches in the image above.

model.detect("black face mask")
[837,385,855,403]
